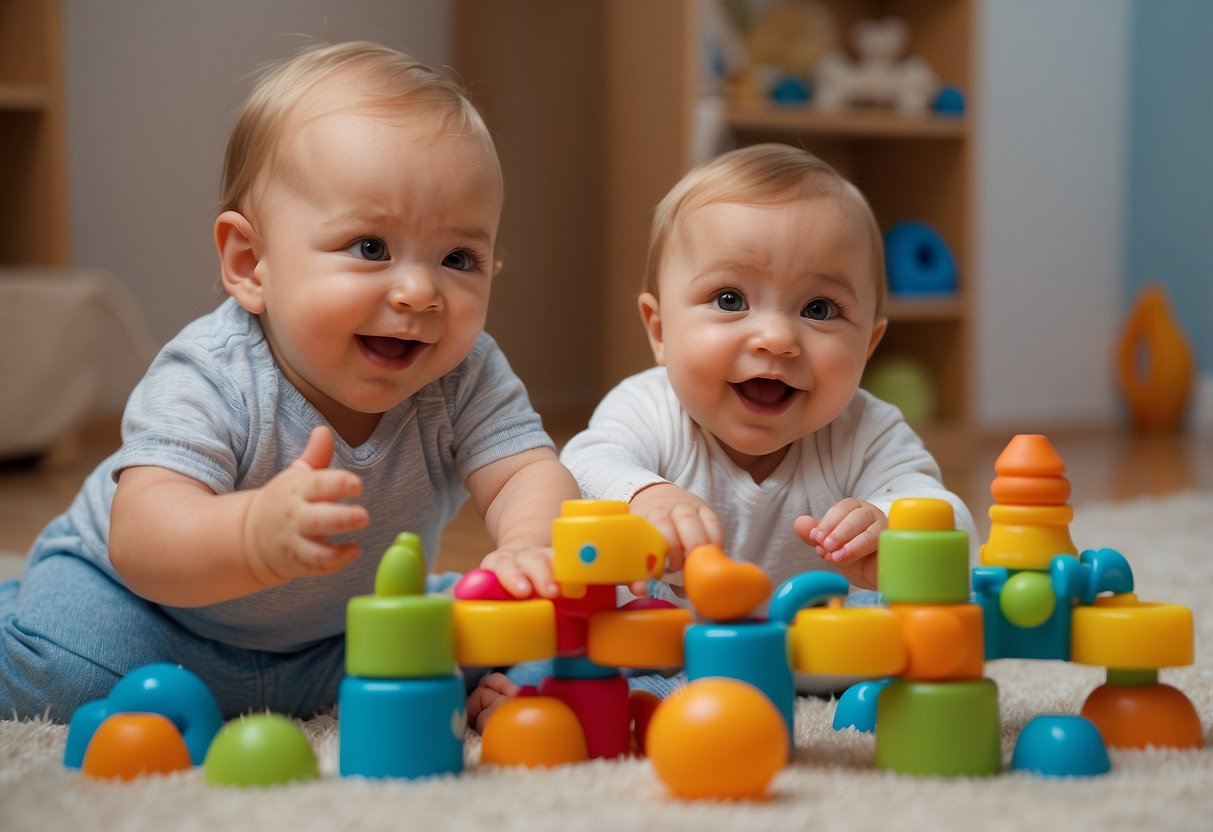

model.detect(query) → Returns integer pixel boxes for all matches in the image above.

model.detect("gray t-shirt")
[61,297,553,651]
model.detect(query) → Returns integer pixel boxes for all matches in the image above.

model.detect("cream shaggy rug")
[2,492,1211,831]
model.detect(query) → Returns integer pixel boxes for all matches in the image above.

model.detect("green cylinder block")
[877,528,971,604]
[875,679,1002,777]
[345,532,456,679]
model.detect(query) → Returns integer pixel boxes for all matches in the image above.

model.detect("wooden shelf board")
[726,106,967,139]
[0,82,47,112]
[885,295,965,322]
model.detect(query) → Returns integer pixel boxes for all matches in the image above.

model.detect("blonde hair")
[645,143,887,316]
[220,41,498,216]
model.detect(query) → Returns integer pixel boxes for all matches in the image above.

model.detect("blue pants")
[0,517,343,721]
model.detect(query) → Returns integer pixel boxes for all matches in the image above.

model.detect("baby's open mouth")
[732,378,797,410]
[358,335,424,368]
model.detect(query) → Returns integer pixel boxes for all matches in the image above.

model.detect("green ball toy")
[862,356,937,427]
[203,713,319,787]
[999,571,1056,629]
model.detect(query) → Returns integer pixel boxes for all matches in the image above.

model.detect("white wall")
[64,0,452,346]
[975,0,1130,429]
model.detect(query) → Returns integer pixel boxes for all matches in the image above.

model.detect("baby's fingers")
[302,469,363,502]
[292,539,361,576]
[297,502,370,537]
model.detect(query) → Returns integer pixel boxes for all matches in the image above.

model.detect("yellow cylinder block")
[1071,594,1194,669]
[790,607,906,677]
[453,600,556,666]
[587,607,693,668]
[980,503,1077,569]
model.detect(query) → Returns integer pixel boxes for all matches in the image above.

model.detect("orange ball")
[82,713,193,780]
[480,696,589,768]
[647,678,788,800]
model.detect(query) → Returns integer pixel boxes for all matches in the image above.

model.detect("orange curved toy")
[647,678,788,800]
[684,544,772,622]
[1116,283,1195,433]
[82,713,193,780]
[479,696,589,767]
[1082,681,1203,750]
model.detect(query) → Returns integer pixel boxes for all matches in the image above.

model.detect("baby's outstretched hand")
[795,498,885,590]
[467,672,520,734]
[480,545,559,599]
[243,426,368,586]
[630,483,723,577]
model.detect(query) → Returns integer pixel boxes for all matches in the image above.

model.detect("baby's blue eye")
[442,249,477,271]
[713,290,747,312]
[803,298,838,321]
[349,238,389,261]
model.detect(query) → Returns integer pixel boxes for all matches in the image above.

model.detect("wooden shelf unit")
[719,1,976,426]
[0,0,69,266]
[452,0,976,430]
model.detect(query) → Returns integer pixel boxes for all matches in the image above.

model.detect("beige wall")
[64,0,452,345]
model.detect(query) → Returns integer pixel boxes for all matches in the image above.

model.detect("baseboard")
[1192,373,1213,430]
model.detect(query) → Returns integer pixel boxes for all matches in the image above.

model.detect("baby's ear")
[638,292,665,365]
[215,210,264,313]
[866,317,889,360]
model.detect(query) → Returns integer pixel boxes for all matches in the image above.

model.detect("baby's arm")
[629,482,723,574]
[470,447,579,599]
[794,498,885,590]
[110,426,369,606]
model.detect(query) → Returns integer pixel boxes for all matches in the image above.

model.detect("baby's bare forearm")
[110,468,273,607]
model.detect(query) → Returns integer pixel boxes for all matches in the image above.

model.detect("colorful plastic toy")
[1011,715,1111,777]
[1116,282,1196,433]
[646,678,788,801]
[551,499,667,598]
[65,436,1203,791]
[81,713,193,781]
[204,713,319,787]
[339,532,466,779]
[479,693,588,768]
[883,222,958,297]
[64,662,223,768]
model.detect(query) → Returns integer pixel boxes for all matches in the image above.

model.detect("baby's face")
[643,194,886,477]
[248,99,502,442]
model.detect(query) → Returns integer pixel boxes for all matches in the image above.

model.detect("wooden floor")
[2,419,1211,574]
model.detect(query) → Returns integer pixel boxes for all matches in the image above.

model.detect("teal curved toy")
[64,663,223,768]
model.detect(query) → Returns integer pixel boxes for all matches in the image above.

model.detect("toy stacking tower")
[872,498,1000,776]
[974,434,1087,659]
[339,533,466,778]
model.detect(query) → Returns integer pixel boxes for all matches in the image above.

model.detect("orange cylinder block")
[587,606,692,668]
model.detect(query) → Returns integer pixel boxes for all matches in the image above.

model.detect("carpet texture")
[2,492,1211,831]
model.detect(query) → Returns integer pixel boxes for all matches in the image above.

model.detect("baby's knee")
[0,617,121,721]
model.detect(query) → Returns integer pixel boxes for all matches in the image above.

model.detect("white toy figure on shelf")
[813,17,937,114]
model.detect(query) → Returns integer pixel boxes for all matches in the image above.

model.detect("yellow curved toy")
[452,600,556,666]
[552,500,667,598]
[1071,593,1194,669]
